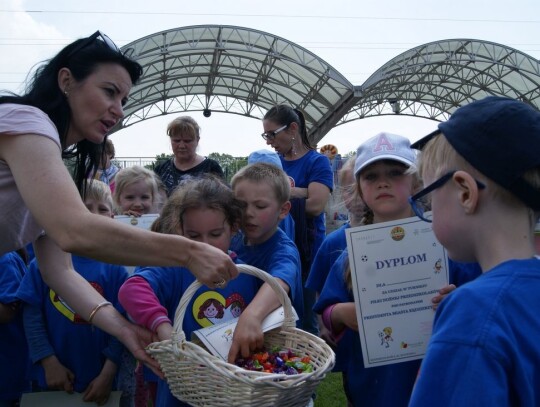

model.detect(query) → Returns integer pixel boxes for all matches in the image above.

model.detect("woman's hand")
[185,241,238,287]
[116,321,163,378]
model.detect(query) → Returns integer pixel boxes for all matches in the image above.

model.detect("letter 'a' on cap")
[354,132,417,177]
[412,96,540,210]
[248,149,283,169]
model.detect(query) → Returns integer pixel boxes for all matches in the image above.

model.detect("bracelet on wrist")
[88,301,113,324]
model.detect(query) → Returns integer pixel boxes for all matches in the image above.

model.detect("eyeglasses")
[261,124,289,141]
[408,170,486,222]
[67,31,121,59]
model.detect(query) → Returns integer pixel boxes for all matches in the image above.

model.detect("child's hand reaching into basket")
[227,281,289,363]
[227,312,264,363]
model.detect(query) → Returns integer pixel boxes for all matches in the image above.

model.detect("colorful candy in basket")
[146,265,335,407]
[235,346,314,375]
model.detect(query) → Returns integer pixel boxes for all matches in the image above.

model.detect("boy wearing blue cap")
[408,96,540,406]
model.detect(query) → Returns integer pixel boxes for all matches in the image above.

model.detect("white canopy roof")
[114,25,540,146]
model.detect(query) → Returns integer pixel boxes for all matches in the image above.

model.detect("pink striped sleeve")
[118,276,171,333]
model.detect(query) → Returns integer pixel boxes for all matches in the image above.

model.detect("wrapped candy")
[234,348,314,375]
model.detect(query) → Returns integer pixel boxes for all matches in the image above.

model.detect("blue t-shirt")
[132,257,260,407]
[0,252,31,401]
[314,251,420,407]
[281,150,333,258]
[17,255,128,392]
[410,258,540,406]
[448,259,482,286]
[305,222,350,293]
[279,214,295,242]
[230,228,303,322]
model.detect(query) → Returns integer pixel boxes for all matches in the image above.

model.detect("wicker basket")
[146,264,335,406]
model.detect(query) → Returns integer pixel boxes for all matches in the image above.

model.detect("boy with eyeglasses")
[409,96,540,406]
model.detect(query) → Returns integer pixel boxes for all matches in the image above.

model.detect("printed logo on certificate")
[346,215,448,368]
[114,214,159,230]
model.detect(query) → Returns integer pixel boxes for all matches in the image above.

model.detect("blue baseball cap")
[248,149,283,169]
[354,132,416,177]
[412,96,540,210]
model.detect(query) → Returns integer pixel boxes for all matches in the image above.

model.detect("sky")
[1,0,539,159]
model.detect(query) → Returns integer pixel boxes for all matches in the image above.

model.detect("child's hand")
[431,284,456,311]
[41,355,74,393]
[82,364,115,406]
[0,301,21,323]
[318,315,337,348]
[333,302,358,332]
[156,321,174,342]
[227,313,264,363]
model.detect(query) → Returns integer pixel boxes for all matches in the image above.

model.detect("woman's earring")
[291,136,297,156]
[63,89,69,97]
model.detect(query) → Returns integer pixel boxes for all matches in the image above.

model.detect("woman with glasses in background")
[261,104,333,335]
[0,31,237,372]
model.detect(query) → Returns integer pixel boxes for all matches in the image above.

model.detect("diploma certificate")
[346,215,448,367]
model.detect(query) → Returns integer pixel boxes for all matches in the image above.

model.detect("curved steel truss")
[339,39,540,137]
[116,25,353,141]
[113,26,540,146]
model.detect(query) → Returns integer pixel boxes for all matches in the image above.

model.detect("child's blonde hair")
[151,174,244,235]
[83,179,113,210]
[231,162,291,205]
[152,173,168,213]
[113,165,158,213]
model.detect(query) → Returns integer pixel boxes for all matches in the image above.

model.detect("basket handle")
[172,264,297,342]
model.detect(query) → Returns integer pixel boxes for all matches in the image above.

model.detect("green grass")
[314,372,347,406]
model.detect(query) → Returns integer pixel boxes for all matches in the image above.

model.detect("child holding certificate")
[408,96,540,406]
[305,154,363,400]
[313,132,457,407]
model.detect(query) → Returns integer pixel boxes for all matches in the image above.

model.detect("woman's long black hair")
[263,104,315,151]
[0,33,143,191]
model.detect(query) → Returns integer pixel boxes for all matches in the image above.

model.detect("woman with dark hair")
[0,31,237,370]
[262,104,333,334]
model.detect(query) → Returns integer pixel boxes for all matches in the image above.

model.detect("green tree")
[145,153,173,170]
[207,152,248,182]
